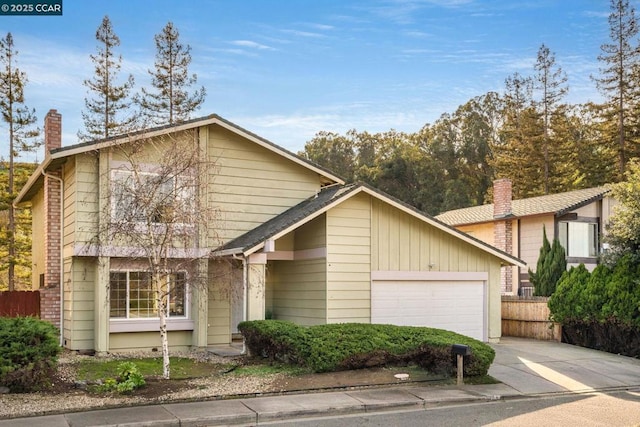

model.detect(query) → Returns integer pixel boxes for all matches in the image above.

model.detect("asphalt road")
[262,390,640,427]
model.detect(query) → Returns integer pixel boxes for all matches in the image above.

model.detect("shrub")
[549,255,640,329]
[97,361,146,394]
[0,317,61,392]
[239,320,494,377]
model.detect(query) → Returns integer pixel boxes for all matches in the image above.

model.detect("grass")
[231,363,309,377]
[76,357,231,381]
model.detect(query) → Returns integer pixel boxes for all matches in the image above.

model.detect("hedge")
[238,320,494,377]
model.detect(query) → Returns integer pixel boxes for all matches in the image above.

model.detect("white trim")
[371,271,489,281]
[74,244,210,258]
[109,319,194,333]
[248,253,267,265]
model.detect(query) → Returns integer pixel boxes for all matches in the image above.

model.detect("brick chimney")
[44,109,62,153]
[41,109,62,330]
[493,178,512,219]
[493,179,514,293]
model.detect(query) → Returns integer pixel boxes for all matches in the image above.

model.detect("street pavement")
[1,337,640,426]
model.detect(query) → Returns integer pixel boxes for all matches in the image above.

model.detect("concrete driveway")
[489,337,640,395]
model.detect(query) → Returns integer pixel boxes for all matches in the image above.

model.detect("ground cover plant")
[0,317,61,392]
[238,320,494,377]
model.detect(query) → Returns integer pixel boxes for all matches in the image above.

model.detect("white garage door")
[371,279,486,341]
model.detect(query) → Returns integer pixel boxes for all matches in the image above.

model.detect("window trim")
[109,270,190,320]
[110,168,196,227]
[557,217,599,259]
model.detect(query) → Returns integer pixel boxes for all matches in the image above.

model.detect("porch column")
[192,259,208,348]
[95,256,110,353]
[246,253,266,321]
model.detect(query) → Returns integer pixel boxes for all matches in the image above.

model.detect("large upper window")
[111,169,195,224]
[558,221,598,258]
[109,271,187,319]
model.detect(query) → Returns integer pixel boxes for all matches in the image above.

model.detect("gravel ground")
[0,350,285,419]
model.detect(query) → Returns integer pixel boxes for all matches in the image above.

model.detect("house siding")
[109,331,192,352]
[326,193,371,323]
[520,215,555,271]
[64,257,95,350]
[270,215,327,325]
[73,153,99,247]
[206,125,322,246]
[31,186,45,290]
[207,260,232,345]
[371,197,502,340]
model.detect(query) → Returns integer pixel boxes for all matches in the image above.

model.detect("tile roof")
[436,186,611,226]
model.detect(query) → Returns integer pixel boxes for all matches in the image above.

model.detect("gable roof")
[15,114,344,204]
[436,186,611,226]
[214,182,526,268]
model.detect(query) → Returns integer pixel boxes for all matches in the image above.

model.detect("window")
[558,221,598,258]
[109,271,187,319]
[111,170,195,224]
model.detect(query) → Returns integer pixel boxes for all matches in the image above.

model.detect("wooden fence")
[501,296,561,341]
[0,291,41,317]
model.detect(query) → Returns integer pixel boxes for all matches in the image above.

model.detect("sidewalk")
[1,338,640,426]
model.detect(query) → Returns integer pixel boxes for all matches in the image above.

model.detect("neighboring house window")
[111,170,195,224]
[109,271,187,319]
[558,221,598,258]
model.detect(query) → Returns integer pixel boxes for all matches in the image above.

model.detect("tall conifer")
[137,22,205,126]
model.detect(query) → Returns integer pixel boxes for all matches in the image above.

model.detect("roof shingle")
[436,186,611,226]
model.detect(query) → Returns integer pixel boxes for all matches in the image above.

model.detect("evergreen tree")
[594,0,640,178]
[80,16,136,141]
[534,44,568,194]
[529,226,567,296]
[0,33,40,291]
[137,22,205,126]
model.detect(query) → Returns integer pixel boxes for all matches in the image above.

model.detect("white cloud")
[230,40,275,50]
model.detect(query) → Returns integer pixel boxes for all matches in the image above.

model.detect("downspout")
[43,171,64,347]
[232,254,248,355]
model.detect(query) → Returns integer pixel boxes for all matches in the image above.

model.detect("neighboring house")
[436,179,615,295]
[16,110,525,353]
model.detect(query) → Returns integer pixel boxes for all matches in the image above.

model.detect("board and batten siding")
[270,215,327,325]
[326,193,371,323]
[370,198,503,341]
[205,125,323,246]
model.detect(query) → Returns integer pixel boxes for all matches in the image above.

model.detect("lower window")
[109,271,187,319]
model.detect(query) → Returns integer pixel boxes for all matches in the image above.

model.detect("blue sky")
[0,0,617,161]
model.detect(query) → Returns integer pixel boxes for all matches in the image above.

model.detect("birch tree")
[81,16,136,141]
[137,22,205,126]
[103,131,218,378]
[0,33,40,291]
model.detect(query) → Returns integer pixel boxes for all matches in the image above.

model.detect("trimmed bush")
[548,255,640,357]
[0,317,61,392]
[238,320,494,377]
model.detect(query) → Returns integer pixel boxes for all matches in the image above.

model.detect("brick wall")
[39,287,60,329]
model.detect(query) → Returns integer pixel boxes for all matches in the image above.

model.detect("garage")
[371,272,487,341]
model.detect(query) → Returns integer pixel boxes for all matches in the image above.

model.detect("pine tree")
[534,44,568,194]
[80,16,136,141]
[137,22,205,126]
[594,0,640,178]
[0,33,40,291]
